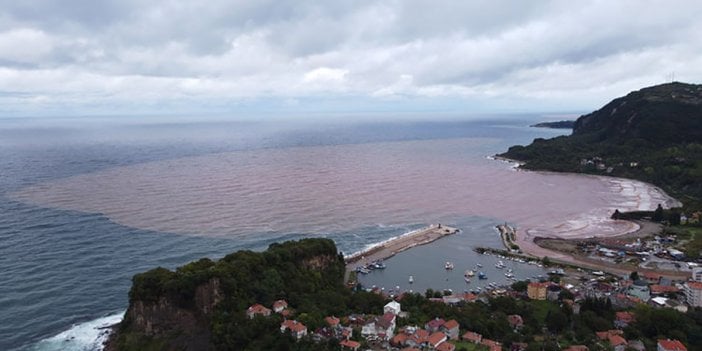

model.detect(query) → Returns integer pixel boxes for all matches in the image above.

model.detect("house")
[481,338,502,351]
[246,304,271,319]
[324,316,340,328]
[385,300,402,315]
[339,339,361,351]
[527,282,549,300]
[428,331,447,348]
[684,281,702,307]
[440,319,460,340]
[628,340,646,351]
[425,318,446,332]
[608,334,628,351]
[362,313,396,339]
[461,331,482,344]
[272,299,288,313]
[596,330,623,341]
[628,282,651,302]
[436,341,456,351]
[657,339,687,351]
[280,320,307,339]
[614,311,635,329]
[391,332,409,347]
[407,329,430,348]
[507,314,523,330]
[650,285,680,295]
[643,272,662,284]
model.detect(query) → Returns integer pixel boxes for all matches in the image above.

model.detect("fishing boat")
[464,276,471,283]
[495,260,506,269]
[444,261,454,270]
[504,272,514,279]
[478,271,487,280]
[476,263,483,268]
[464,270,475,277]
[409,275,414,283]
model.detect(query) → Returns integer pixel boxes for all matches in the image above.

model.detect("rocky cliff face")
[107,278,222,351]
[107,238,345,351]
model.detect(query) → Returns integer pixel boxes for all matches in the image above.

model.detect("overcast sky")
[1,0,701,118]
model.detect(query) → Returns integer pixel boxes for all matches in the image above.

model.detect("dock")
[345,224,459,273]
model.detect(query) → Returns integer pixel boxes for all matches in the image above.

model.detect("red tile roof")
[508,314,523,327]
[462,331,482,342]
[608,334,627,346]
[247,304,271,315]
[325,316,340,327]
[340,339,361,349]
[281,320,306,333]
[426,318,446,330]
[563,345,589,351]
[436,341,456,351]
[615,311,635,323]
[688,281,702,290]
[658,339,687,351]
[273,299,288,309]
[428,331,447,346]
[391,333,409,346]
[650,285,680,294]
[443,319,459,330]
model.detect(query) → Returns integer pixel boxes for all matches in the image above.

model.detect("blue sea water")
[0,115,567,350]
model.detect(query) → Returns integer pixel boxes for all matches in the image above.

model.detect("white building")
[692,267,702,282]
[384,300,401,315]
[684,281,702,307]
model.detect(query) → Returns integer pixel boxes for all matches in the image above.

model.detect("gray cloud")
[0,0,701,116]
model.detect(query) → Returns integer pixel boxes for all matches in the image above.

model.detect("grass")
[452,340,489,351]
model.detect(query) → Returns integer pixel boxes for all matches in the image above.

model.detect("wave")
[344,225,423,259]
[22,312,123,351]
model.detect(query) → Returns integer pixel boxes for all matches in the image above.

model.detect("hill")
[501,82,702,209]
[530,120,575,129]
[106,238,385,351]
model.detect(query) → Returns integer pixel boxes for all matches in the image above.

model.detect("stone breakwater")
[345,224,458,271]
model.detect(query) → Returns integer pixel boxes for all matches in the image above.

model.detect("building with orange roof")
[441,319,460,340]
[596,330,623,341]
[684,281,702,307]
[657,339,687,351]
[272,299,288,313]
[425,318,446,332]
[428,331,447,348]
[507,314,523,330]
[608,334,627,351]
[481,338,502,351]
[614,311,635,328]
[650,285,680,295]
[339,339,361,351]
[280,320,307,339]
[391,332,409,347]
[462,331,482,344]
[246,303,271,319]
[324,316,340,328]
[436,341,456,351]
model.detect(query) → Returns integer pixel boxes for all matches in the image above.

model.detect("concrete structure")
[384,300,401,315]
[527,282,548,300]
[684,281,702,307]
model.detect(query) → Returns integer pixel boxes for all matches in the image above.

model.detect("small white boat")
[465,270,475,277]
[445,261,455,270]
[464,276,471,283]
[409,275,414,283]
[476,263,483,268]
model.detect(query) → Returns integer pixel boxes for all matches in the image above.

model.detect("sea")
[0,114,604,350]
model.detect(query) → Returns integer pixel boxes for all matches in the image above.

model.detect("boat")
[464,276,471,283]
[356,266,370,274]
[464,270,475,277]
[476,263,483,268]
[504,272,514,279]
[409,275,414,283]
[478,271,487,280]
[495,260,506,269]
[371,260,386,269]
[445,261,454,270]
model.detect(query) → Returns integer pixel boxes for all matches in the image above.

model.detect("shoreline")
[344,224,458,274]
[488,154,686,277]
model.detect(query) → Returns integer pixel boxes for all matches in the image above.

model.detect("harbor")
[349,218,550,295]
[345,224,459,273]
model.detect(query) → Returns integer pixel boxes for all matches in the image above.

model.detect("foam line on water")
[24,312,123,351]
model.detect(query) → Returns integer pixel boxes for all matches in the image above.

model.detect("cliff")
[107,238,349,351]
[501,82,702,209]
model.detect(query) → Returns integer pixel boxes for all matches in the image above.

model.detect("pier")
[345,224,459,275]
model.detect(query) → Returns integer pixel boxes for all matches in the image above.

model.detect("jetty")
[345,224,459,272]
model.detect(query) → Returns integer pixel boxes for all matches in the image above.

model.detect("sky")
[1,0,701,118]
